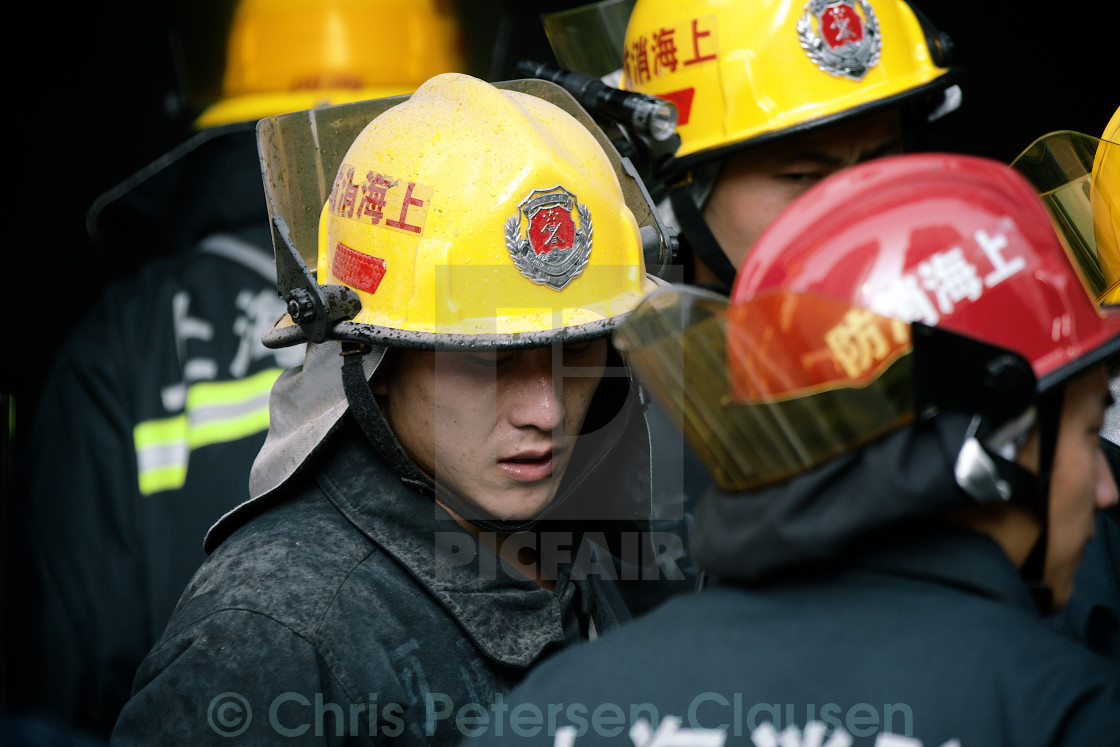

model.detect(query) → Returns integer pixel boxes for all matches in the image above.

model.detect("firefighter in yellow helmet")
[21,2,465,741]
[111,72,672,745]
[559,0,964,616]
[620,0,961,293]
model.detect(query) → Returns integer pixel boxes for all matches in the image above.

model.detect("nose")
[1095,445,1119,510]
[505,349,565,433]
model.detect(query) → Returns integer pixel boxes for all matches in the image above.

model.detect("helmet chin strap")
[1019,392,1062,613]
[340,343,432,493]
[668,184,738,294]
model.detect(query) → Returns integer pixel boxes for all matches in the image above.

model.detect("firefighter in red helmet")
[463,152,1120,746]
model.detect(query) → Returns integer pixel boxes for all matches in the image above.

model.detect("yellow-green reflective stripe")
[135,416,189,496]
[134,368,283,496]
[140,461,189,496]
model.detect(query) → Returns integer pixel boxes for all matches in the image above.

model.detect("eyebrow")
[776,149,846,167]
[776,137,905,167]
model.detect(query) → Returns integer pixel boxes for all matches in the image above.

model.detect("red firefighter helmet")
[615,152,1120,490]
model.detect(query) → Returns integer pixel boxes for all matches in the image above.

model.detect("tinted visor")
[614,286,916,491]
[1012,131,1120,306]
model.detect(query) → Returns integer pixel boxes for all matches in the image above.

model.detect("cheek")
[431,384,497,454]
[705,181,795,262]
[559,377,600,435]
[1047,437,1099,545]
[387,397,435,474]
[1094,448,1119,508]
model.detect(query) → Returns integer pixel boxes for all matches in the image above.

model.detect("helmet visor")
[1012,130,1120,306]
[614,286,916,491]
[541,0,635,78]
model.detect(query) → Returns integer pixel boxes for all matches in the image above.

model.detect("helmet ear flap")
[911,322,1036,426]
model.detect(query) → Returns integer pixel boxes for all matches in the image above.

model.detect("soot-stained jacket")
[111,342,655,746]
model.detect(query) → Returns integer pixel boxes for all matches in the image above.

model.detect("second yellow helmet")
[196,0,466,129]
[620,0,957,174]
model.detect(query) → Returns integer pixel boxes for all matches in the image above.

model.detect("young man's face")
[698,109,903,288]
[376,341,608,522]
[1021,364,1119,609]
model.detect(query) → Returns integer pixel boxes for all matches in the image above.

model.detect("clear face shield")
[1012,130,1120,307]
[540,0,636,80]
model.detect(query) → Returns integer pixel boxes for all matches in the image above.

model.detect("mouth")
[498,449,555,482]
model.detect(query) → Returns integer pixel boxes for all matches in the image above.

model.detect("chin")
[484,488,559,523]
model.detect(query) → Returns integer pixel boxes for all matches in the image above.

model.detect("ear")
[370,373,389,396]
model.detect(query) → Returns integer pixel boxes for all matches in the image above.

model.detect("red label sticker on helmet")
[797,0,882,81]
[658,88,696,126]
[332,241,387,294]
[505,187,592,291]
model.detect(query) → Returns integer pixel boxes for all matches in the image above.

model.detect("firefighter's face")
[698,109,902,288]
[1019,364,1118,610]
[375,342,607,522]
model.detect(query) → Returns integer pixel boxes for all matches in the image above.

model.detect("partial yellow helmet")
[263,73,665,349]
[195,0,466,129]
[1093,106,1120,304]
[620,0,957,174]
[1010,106,1120,307]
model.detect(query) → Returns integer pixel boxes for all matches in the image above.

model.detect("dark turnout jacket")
[18,124,305,739]
[111,344,655,745]
[459,413,1120,746]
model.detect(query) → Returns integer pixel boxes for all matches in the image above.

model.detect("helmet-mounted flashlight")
[515,61,677,142]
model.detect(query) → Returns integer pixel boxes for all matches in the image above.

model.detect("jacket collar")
[843,520,1039,615]
[315,429,625,668]
[692,411,984,583]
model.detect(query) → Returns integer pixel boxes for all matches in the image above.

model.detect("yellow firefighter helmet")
[261,73,666,350]
[620,0,957,174]
[195,0,466,129]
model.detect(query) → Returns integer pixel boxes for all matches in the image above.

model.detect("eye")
[778,170,824,185]
[561,341,601,363]
[465,352,509,368]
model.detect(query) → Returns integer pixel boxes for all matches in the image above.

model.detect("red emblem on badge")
[528,205,576,255]
[820,3,864,48]
[505,186,593,290]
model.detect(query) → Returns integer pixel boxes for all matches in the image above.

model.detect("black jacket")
[458,414,1120,745]
[17,125,305,739]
